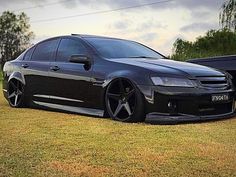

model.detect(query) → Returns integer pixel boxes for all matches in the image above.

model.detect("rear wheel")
[7,79,25,108]
[105,78,145,122]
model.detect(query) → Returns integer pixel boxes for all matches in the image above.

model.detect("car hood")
[111,58,225,78]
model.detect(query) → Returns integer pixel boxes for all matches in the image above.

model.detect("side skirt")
[33,101,104,117]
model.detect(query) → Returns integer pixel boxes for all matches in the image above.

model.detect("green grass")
[0,84,236,177]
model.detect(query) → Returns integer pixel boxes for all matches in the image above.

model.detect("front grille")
[197,76,229,89]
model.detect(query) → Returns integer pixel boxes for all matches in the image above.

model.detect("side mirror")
[69,54,91,70]
[69,54,90,65]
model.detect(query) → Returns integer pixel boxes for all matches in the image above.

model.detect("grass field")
[0,84,236,177]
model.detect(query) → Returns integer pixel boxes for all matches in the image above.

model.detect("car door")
[48,37,93,108]
[20,38,60,103]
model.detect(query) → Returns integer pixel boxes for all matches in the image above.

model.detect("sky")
[0,0,225,55]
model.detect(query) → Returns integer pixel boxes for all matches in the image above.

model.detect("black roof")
[71,34,125,40]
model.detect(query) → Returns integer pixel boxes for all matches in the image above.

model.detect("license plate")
[212,94,229,102]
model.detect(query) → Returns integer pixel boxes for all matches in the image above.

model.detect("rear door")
[48,37,93,108]
[21,38,60,103]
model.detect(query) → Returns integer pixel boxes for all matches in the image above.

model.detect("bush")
[171,29,236,61]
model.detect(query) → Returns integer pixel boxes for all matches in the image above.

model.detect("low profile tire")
[105,78,145,122]
[7,79,25,108]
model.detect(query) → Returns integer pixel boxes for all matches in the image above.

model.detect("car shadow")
[28,105,236,125]
[145,116,236,125]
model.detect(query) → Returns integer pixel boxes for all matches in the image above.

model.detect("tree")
[220,0,236,31]
[0,11,34,68]
[171,38,193,61]
[171,29,236,61]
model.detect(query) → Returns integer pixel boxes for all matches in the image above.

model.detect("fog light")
[168,101,177,114]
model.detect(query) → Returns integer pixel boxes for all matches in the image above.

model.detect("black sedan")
[2,34,236,122]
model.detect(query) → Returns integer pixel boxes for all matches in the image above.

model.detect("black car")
[188,55,236,87]
[2,34,236,123]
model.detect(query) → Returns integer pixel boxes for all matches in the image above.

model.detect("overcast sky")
[0,0,225,55]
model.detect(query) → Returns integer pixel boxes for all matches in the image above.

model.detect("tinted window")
[85,38,164,59]
[56,39,87,62]
[24,47,35,60]
[31,39,59,61]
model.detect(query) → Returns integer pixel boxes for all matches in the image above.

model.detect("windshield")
[85,37,164,59]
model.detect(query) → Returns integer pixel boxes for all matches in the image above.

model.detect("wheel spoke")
[123,102,132,116]
[126,89,135,99]
[107,93,120,100]
[14,94,18,106]
[8,92,15,99]
[17,90,23,95]
[114,101,123,117]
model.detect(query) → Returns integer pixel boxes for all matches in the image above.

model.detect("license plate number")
[212,94,229,102]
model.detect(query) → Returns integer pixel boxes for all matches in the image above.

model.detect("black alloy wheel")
[105,78,145,122]
[7,79,25,107]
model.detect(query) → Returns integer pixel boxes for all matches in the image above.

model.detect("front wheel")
[7,79,25,108]
[105,78,145,122]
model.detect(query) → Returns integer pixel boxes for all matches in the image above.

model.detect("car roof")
[35,34,132,46]
[71,34,127,41]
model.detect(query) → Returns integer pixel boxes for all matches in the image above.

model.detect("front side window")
[56,39,87,62]
[31,39,59,61]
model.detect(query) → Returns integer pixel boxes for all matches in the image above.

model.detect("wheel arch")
[102,73,146,116]
[8,72,26,85]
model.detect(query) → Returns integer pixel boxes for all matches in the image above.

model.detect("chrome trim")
[196,76,229,89]
[34,95,84,103]
[197,77,226,81]
[33,101,104,117]
[3,89,7,93]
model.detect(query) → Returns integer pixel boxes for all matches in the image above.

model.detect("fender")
[8,72,26,85]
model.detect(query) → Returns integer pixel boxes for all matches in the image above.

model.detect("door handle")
[21,64,29,68]
[50,66,60,71]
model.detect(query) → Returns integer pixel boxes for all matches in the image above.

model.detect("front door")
[48,37,93,108]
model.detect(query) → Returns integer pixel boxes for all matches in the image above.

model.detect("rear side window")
[31,39,59,61]
[24,47,35,60]
[56,39,87,62]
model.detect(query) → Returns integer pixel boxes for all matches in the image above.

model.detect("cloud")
[139,32,158,42]
[0,0,46,7]
[113,21,130,30]
[180,22,219,32]
[0,0,225,16]
[56,0,224,11]
[136,20,167,31]
[0,0,225,11]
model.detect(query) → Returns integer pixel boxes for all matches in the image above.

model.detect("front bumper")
[138,85,236,123]
[145,111,235,124]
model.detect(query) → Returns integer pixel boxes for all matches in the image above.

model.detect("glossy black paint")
[2,35,236,122]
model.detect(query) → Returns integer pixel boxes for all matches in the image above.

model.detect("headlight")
[151,77,196,87]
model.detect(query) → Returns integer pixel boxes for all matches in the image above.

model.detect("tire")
[105,78,145,122]
[7,79,26,108]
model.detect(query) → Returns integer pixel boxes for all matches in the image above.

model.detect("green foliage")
[220,0,236,31]
[171,29,236,61]
[0,11,34,68]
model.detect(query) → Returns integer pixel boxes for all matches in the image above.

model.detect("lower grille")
[198,102,233,116]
